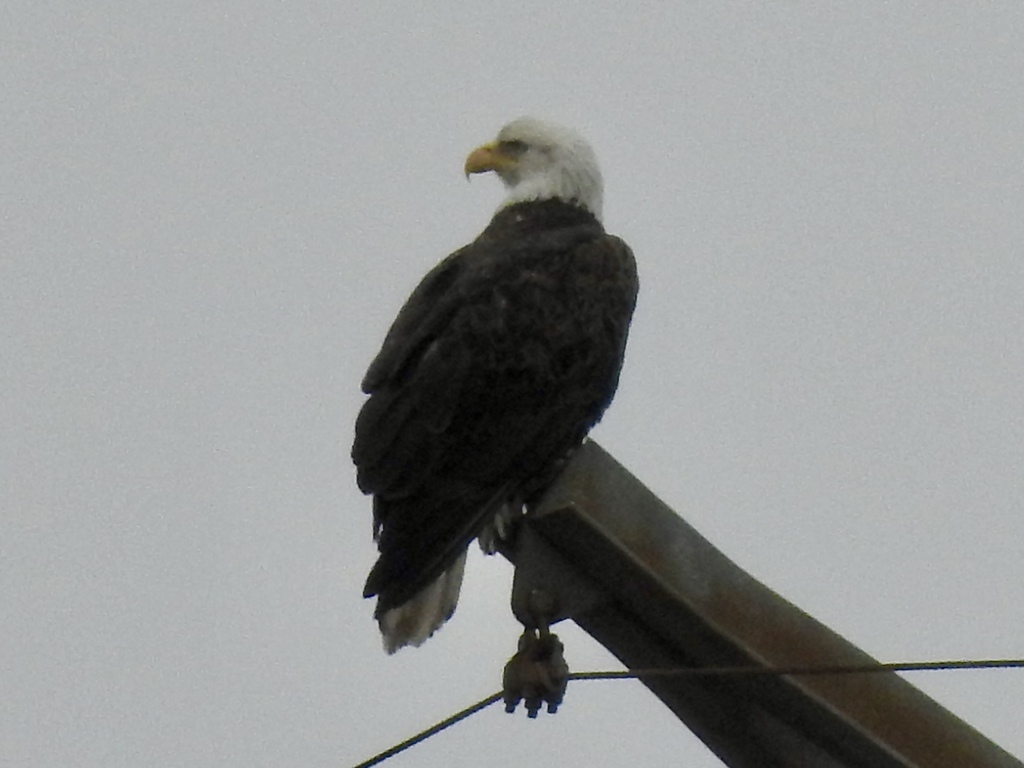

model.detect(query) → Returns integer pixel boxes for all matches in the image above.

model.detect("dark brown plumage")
[353,118,637,651]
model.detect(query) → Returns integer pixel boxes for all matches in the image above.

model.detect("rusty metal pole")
[504,440,1022,767]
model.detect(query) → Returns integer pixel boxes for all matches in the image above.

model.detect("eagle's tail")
[377,551,467,654]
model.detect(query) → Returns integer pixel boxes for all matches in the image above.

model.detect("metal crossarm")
[504,440,1022,767]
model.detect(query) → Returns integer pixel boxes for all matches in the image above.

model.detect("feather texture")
[353,118,637,652]
[353,199,637,651]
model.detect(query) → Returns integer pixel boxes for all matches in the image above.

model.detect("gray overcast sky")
[3,2,1022,766]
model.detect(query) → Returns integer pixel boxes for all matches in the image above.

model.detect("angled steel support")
[503,440,1021,767]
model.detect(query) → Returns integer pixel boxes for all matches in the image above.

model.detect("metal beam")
[505,440,1022,767]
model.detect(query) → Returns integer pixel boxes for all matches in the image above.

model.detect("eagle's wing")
[354,227,636,614]
[360,246,470,395]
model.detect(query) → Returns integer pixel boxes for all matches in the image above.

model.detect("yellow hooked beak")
[464,141,519,178]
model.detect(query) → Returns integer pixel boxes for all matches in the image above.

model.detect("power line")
[570,657,1024,682]
[352,692,503,768]
[350,657,1024,768]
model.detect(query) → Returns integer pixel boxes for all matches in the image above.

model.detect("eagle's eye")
[499,139,528,155]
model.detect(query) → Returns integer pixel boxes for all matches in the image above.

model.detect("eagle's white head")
[464,117,604,220]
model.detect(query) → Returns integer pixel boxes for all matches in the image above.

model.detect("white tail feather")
[378,551,467,654]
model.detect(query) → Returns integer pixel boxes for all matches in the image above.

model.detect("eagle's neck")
[497,158,603,221]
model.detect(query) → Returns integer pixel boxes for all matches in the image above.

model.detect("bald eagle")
[353,118,638,652]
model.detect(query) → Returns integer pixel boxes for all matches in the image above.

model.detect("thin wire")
[351,691,503,768]
[569,657,1024,682]
[351,658,1024,768]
